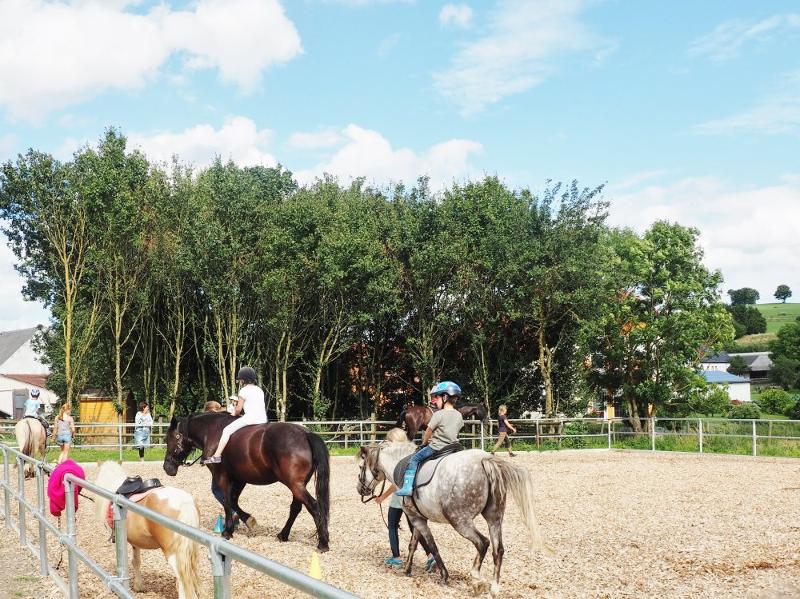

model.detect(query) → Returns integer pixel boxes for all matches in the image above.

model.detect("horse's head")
[163,416,193,476]
[356,445,384,500]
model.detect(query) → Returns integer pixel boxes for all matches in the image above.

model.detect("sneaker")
[425,555,436,572]
[384,557,403,567]
[203,456,222,464]
[509,452,516,457]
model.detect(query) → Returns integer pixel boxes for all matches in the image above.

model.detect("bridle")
[357,446,386,504]
[169,415,202,467]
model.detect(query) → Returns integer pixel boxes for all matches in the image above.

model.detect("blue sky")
[1,0,799,329]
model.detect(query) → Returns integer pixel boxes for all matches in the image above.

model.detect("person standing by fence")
[134,402,153,462]
[491,404,516,457]
[53,403,75,464]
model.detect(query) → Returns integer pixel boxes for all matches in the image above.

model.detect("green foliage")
[726,304,767,336]
[769,319,800,392]
[728,287,760,305]
[691,386,732,417]
[756,388,796,416]
[727,355,749,376]
[775,285,792,303]
[727,403,761,419]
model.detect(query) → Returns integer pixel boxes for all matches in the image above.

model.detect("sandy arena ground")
[3,450,800,598]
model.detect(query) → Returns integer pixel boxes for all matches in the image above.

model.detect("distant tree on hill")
[774,284,792,303]
[726,305,767,336]
[769,317,800,390]
[728,287,760,305]
[727,355,748,376]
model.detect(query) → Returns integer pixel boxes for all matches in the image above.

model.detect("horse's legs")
[406,515,448,584]
[448,516,490,589]
[229,480,253,527]
[403,526,420,575]
[131,545,144,592]
[277,498,302,542]
[215,470,237,539]
[289,485,329,552]
[482,504,505,597]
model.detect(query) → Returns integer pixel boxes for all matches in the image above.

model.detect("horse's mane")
[93,461,128,526]
[379,441,417,462]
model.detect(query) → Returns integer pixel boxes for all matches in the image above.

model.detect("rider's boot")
[394,463,417,496]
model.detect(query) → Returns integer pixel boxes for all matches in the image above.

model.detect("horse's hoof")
[245,516,258,529]
[470,579,490,596]
[222,531,233,540]
[276,533,289,542]
[316,544,329,553]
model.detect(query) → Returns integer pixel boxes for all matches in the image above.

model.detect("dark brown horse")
[395,403,488,440]
[162,412,330,551]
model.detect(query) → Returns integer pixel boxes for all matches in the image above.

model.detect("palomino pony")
[396,403,488,440]
[93,461,201,599]
[163,412,330,550]
[357,442,549,597]
[15,417,47,477]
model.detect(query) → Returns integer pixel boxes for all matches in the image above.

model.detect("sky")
[0,0,798,330]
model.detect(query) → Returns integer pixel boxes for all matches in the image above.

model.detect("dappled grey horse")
[357,442,550,597]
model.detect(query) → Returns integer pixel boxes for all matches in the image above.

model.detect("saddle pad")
[393,449,462,494]
[106,488,159,529]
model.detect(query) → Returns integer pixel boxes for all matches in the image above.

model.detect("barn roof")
[702,370,750,385]
[700,351,731,364]
[729,352,773,371]
[0,327,39,366]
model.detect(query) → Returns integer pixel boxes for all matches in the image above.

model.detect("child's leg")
[491,432,507,454]
[138,447,145,459]
[387,507,402,558]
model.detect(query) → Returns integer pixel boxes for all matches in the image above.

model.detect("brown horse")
[395,402,488,440]
[162,412,330,551]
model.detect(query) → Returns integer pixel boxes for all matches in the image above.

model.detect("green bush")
[757,388,796,416]
[727,403,761,419]
[561,420,588,448]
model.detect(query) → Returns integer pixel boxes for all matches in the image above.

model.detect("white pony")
[93,462,201,598]
[14,418,47,477]
[358,442,550,597]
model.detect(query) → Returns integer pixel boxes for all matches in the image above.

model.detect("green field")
[756,302,800,334]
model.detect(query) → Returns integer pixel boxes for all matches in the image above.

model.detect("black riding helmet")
[236,366,257,385]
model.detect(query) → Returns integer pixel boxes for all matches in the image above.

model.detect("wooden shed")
[77,390,135,446]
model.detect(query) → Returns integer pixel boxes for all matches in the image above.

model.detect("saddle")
[115,475,163,498]
[393,442,463,496]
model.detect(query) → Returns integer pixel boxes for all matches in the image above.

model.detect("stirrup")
[203,456,222,464]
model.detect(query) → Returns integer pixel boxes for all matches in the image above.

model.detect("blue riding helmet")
[431,381,461,397]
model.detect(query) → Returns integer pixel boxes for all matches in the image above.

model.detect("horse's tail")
[306,431,330,539]
[173,496,202,599]
[17,420,33,456]
[482,456,552,555]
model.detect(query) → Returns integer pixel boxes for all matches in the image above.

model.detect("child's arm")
[375,483,398,505]
[508,419,517,433]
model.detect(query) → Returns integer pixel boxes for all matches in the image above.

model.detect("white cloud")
[0,0,302,121]
[607,175,800,300]
[287,129,343,150]
[0,134,17,161]
[294,124,482,189]
[439,4,473,29]
[434,0,606,115]
[0,239,49,331]
[129,117,276,168]
[688,14,800,62]
[695,71,800,135]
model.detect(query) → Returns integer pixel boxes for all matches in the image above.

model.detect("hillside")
[756,303,800,334]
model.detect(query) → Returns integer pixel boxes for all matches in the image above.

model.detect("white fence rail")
[3,416,800,458]
[0,443,357,599]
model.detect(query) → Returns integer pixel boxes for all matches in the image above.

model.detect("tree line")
[0,130,735,429]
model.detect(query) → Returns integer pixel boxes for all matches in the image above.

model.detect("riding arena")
[3,442,799,599]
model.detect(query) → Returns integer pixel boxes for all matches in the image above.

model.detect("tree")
[769,318,800,390]
[727,355,748,376]
[757,388,795,416]
[775,284,792,303]
[728,287,760,305]
[690,385,731,416]
[726,305,766,336]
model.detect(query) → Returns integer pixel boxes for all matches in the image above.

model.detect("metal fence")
[0,443,357,599]
[2,416,800,458]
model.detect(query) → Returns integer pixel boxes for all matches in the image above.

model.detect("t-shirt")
[238,384,267,423]
[498,414,509,432]
[23,398,40,417]
[135,411,153,430]
[427,408,463,450]
[389,493,403,509]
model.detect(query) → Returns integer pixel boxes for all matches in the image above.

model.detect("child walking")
[53,404,75,464]
[491,404,516,456]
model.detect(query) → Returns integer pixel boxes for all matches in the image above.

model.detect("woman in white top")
[204,366,267,464]
[133,402,154,462]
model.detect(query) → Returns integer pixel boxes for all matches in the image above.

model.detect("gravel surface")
[4,450,800,598]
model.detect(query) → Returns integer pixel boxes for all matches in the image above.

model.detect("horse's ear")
[169,416,177,430]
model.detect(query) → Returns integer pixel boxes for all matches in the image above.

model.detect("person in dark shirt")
[491,404,517,456]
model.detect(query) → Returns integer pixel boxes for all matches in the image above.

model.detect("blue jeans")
[409,444,434,468]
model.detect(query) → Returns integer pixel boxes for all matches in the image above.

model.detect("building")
[701,370,752,403]
[729,352,773,382]
[0,327,57,418]
[699,351,731,372]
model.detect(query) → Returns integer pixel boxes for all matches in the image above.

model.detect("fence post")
[210,544,232,598]
[607,418,612,449]
[113,500,130,590]
[650,417,656,451]
[64,477,80,599]
[535,420,540,450]
[3,447,10,530]
[480,421,484,450]
[17,455,26,546]
[752,419,757,457]
[118,417,124,462]
[35,463,48,575]
[359,421,364,446]
[698,418,703,454]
